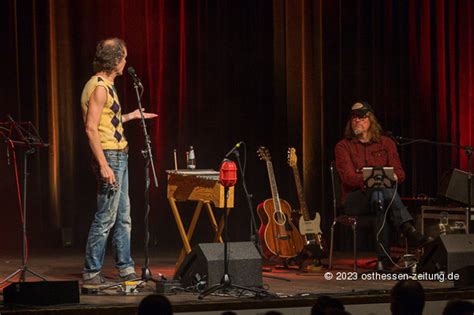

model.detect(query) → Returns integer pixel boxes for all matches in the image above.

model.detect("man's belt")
[104,146,129,154]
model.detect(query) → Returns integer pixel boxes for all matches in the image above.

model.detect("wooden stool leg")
[186,201,204,242]
[175,201,204,269]
[205,203,224,242]
[169,197,192,254]
[169,197,204,270]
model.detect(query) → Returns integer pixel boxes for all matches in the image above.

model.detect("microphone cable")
[241,141,247,176]
[375,179,417,270]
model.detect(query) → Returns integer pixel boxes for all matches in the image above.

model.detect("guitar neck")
[266,160,282,212]
[291,164,311,221]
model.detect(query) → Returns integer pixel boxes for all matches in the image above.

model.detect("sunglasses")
[351,114,369,120]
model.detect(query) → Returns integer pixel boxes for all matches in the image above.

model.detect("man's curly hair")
[92,38,126,74]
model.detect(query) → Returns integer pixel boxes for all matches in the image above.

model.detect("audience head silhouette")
[138,294,173,315]
[311,295,346,315]
[443,299,474,315]
[390,280,425,315]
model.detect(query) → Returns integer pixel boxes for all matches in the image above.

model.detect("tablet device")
[362,167,395,188]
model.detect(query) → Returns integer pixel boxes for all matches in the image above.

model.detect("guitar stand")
[298,258,323,273]
[262,271,291,282]
[260,261,291,281]
[259,260,293,282]
[275,259,300,270]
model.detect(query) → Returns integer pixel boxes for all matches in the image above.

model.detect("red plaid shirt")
[334,135,406,202]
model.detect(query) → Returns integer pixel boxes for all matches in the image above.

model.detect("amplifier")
[438,168,474,205]
[421,206,468,238]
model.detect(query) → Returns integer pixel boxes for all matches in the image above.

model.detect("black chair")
[329,161,386,271]
[329,161,358,271]
[329,161,412,271]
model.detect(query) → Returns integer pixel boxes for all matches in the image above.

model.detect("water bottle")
[187,146,196,169]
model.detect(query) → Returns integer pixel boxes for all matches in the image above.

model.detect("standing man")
[81,38,157,285]
[335,102,432,269]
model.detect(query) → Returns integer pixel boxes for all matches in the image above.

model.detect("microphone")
[127,67,143,87]
[224,141,244,158]
[219,159,237,187]
[384,131,401,144]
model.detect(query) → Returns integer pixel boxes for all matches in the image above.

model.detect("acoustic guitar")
[256,147,305,259]
[287,148,324,258]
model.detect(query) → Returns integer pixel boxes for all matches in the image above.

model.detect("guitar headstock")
[287,147,297,167]
[257,146,271,162]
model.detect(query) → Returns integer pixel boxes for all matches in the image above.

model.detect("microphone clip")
[224,141,244,158]
[385,131,401,145]
[127,67,143,88]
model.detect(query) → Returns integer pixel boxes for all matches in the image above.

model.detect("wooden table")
[166,170,234,271]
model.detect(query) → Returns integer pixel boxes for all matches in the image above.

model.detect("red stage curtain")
[322,0,474,198]
[1,0,474,248]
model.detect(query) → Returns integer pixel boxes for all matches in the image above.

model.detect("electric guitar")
[287,147,323,257]
[256,147,305,259]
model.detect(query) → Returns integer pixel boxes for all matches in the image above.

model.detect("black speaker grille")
[419,234,474,273]
[174,242,262,288]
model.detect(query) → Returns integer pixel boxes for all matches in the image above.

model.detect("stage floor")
[0,249,471,315]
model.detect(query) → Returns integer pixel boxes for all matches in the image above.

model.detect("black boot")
[401,222,434,248]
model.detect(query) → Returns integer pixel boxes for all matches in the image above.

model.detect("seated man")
[335,101,432,269]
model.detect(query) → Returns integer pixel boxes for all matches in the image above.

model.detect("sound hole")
[273,211,287,226]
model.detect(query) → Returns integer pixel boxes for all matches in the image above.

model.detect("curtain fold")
[273,0,326,222]
[47,0,61,229]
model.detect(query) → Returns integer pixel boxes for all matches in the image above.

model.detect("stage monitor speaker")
[418,234,474,273]
[3,280,80,305]
[173,242,262,289]
[454,265,474,287]
[439,168,474,205]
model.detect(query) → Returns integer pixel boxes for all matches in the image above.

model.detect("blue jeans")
[344,188,413,259]
[83,150,135,280]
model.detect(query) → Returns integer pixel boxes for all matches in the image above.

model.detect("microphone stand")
[198,169,267,299]
[231,148,262,255]
[229,146,289,282]
[130,78,163,283]
[396,136,473,234]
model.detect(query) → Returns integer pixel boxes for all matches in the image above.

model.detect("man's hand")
[394,173,398,181]
[123,108,158,122]
[134,108,158,120]
[100,164,116,185]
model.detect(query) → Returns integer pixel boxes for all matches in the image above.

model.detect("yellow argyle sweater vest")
[81,75,128,150]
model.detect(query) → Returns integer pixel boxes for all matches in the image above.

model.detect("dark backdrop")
[1,0,473,256]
